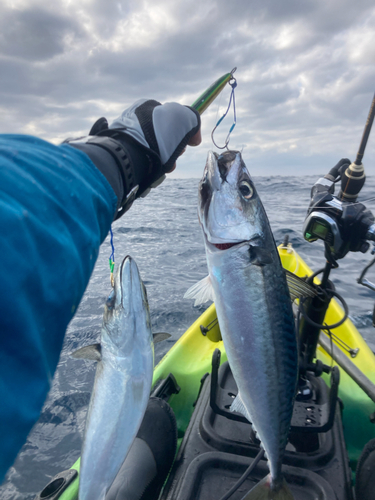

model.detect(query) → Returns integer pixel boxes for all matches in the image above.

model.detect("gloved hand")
[66,100,201,218]
[109,99,201,173]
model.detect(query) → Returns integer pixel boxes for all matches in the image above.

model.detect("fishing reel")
[303,159,375,261]
[304,92,375,262]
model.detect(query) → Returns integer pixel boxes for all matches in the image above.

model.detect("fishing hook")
[211,75,237,150]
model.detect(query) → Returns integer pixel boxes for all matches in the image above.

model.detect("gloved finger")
[152,103,201,171]
[164,128,202,174]
[167,163,177,173]
[165,147,186,174]
[187,129,202,147]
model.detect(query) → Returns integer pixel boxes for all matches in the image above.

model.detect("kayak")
[37,242,375,500]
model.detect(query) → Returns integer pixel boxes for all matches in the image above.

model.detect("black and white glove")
[65,99,201,219]
[109,99,201,173]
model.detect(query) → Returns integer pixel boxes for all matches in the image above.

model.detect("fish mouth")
[202,226,262,252]
[202,228,250,251]
[118,255,145,311]
[118,256,129,305]
[213,241,247,250]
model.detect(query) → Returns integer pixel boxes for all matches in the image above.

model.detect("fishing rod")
[354,93,375,165]
[298,91,375,399]
[303,91,375,262]
[339,92,375,202]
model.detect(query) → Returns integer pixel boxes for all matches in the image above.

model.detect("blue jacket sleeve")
[0,135,117,482]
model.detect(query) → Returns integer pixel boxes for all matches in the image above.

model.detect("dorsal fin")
[285,270,316,302]
[71,343,101,362]
[249,245,273,266]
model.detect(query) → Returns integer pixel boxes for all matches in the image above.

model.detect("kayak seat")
[106,397,177,500]
[355,437,375,499]
[161,358,353,500]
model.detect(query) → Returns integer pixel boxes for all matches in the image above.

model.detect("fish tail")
[241,474,294,500]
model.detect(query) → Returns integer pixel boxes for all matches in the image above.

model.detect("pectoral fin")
[153,333,171,343]
[71,343,101,362]
[230,392,252,424]
[184,275,214,306]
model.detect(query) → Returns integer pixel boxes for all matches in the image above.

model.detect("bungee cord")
[218,448,265,500]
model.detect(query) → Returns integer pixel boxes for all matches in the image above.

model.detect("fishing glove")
[65,100,201,219]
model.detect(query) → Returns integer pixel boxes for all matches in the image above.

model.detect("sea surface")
[2,174,375,499]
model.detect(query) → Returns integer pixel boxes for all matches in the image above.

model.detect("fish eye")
[239,180,253,200]
[106,289,116,310]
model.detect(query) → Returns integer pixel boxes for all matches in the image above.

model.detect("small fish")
[185,151,298,499]
[73,256,154,500]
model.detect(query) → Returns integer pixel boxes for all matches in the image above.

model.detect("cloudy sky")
[1,0,375,177]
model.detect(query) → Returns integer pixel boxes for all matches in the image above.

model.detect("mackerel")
[73,256,154,500]
[186,151,297,499]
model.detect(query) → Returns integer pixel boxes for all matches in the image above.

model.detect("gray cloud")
[0,0,374,176]
[0,7,85,61]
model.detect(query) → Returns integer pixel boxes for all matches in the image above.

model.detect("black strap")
[85,136,137,216]
[98,129,164,197]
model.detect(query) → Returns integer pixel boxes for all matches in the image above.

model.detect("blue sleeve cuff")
[0,134,117,480]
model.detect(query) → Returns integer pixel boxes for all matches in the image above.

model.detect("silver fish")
[185,151,297,499]
[73,256,154,500]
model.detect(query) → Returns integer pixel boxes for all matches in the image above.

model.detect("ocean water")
[2,174,375,499]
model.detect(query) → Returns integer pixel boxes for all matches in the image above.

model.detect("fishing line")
[358,248,375,293]
[359,196,375,205]
[109,226,115,287]
[218,448,265,500]
[259,197,375,210]
[284,243,300,274]
[214,83,225,129]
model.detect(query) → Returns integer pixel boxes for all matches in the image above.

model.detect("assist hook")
[211,69,237,150]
